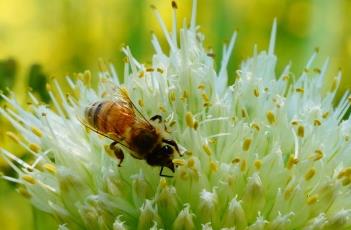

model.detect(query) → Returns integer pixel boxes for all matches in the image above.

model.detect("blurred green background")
[0,0,350,229]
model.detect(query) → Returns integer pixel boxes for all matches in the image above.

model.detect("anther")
[202,144,212,156]
[31,127,43,137]
[304,168,316,181]
[266,111,276,124]
[22,175,36,184]
[43,163,57,174]
[29,143,41,153]
[210,161,218,172]
[242,138,252,151]
[297,125,304,138]
[307,195,318,205]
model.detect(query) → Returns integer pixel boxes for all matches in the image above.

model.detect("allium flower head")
[2,1,351,229]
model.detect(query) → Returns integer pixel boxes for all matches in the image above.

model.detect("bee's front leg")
[110,141,124,167]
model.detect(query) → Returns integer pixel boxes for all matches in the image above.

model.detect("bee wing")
[116,87,153,127]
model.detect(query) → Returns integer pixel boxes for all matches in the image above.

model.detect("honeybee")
[81,88,180,177]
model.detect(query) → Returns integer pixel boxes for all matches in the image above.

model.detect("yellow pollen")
[283,75,289,81]
[180,90,188,101]
[138,71,145,78]
[241,109,248,118]
[313,119,321,126]
[291,119,299,126]
[17,187,31,198]
[210,161,218,172]
[312,149,323,161]
[343,167,351,177]
[337,171,345,179]
[197,84,205,90]
[297,125,304,138]
[168,91,176,102]
[6,131,20,143]
[193,121,198,130]
[138,99,144,107]
[307,195,318,205]
[266,111,276,124]
[202,144,212,156]
[202,93,210,102]
[313,68,321,74]
[284,187,293,200]
[342,177,351,186]
[22,175,36,184]
[296,88,304,94]
[304,168,316,181]
[322,112,329,119]
[232,158,240,164]
[287,155,299,169]
[159,106,166,113]
[251,123,260,131]
[187,158,195,168]
[253,88,260,97]
[31,127,43,137]
[146,67,154,72]
[203,102,212,107]
[172,159,185,166]
[169,120,176,127]
[242,138,252,151]
[156,68,164,74]
[185,112,195,129]
[43,163,57,174]
[29,143,41,153]
[160,177,167,188]
[254,160,262,170]
[240,159,247,172]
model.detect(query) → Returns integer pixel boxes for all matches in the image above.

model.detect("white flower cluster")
[2,1,351,229]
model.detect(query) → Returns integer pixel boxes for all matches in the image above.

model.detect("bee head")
[147,144,175,172]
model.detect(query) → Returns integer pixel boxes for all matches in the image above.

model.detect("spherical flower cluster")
[2,1,351,229]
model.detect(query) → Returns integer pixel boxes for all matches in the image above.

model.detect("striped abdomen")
[85,100,135,136]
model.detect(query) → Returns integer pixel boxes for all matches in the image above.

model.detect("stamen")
[22,174,37,184]
[307,195,318,205]
[29,143,41,153]
[43,163,57,174]
[297,125,304,138]
[254,160,262,170]
[210,161,218,172]
[304,168,316,181]
[17,187,31,198]
[202,144,212,156]
[172,159,185,166]
[266,111,276,124]
[242,138,252,151]
[31,127,43,137]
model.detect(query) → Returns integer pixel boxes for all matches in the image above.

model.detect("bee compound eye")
[162,145,173,155]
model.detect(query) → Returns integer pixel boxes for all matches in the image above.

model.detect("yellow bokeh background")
[0,0,350,229]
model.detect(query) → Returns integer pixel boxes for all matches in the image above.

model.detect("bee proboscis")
[81,88,180,177]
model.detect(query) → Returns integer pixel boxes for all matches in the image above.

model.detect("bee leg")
[150,114,162,123]
[110,141,124,167]
[159,166,173,178]
[162,139,181,156]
